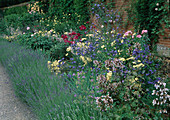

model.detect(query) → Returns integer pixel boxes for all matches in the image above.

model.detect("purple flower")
[72,73,76,76]
[90,116,94,119]
[74,94,77,97]
[82,76,85,78]
[70,58,74,61]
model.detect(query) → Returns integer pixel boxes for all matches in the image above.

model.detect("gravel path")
[0,63,38,120]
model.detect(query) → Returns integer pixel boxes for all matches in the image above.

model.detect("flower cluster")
[152,81,169,114]
[61,24,88,44]
[95,93,113,111]
[79,25,86,31]
[48,60,65,75]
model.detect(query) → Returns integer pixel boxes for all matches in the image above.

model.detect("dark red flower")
[77,33,81,36]
[64,39,69,43]
[70,37,73,40]
[63,36,67,39]
[73,36,78,40]
[86,21,89,24]
[72,31,76,35]
[70,41,75,44]
[79,25,86,30]
[61,34,68,39]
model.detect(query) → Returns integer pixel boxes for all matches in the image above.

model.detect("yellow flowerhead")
[101,45,105,48]
[119,58,126,61]
[81,38,87,41]
[65,53,68,56]
[66,46,72,52]
[126,56,135,60]
[129,77,141,88]
[106,71,112,81]
[111,30,115,34]
[111,41,116,46]
[64,32,69,35]
[86,34,93,37]
[133,63,145,68]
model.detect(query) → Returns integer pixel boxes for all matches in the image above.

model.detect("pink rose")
[137,35,142,38]
[124,31,132,36]
[141,30,148,34]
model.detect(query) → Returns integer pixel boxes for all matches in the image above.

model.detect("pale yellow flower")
[126,56,135,60]
[119,58,126,61]
[86,34,93,37]
[66,46,72,52]
[107,71,112,81]
[111,41,116,46]
[65,53,68,56]
[86,57,92,62]
[81,38,87,41]
[133,63,145,68]
[137,60,141,63]
[129,78,141,88]
[101,45,105,48]
[48,61,51,64]
[111,30,115,34]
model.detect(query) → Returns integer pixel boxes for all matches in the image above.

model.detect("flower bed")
[0,1,169,120]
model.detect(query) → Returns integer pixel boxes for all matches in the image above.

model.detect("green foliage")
[4,12,42,32]
[4,14,21,29]
[3,5,28,16]
[38,0,91,30]
[0,18,8,35]
[16,33,53,51]
[126,0,169,48]
[46,41,67,61]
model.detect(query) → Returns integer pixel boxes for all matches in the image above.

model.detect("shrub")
[3,5,27,16]
[4,12,42,33]
[0,18,8,35]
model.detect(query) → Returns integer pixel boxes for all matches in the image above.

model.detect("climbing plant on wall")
[126,0,169,48]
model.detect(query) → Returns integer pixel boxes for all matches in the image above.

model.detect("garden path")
[0,63,37,120]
